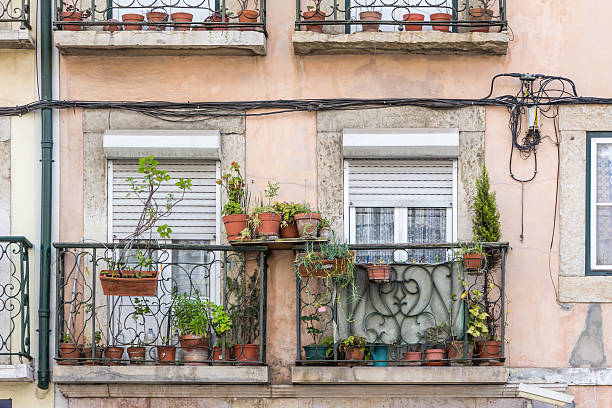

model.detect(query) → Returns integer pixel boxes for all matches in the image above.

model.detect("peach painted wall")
[57,0,612,375]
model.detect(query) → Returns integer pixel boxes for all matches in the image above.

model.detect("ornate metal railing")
[54,0,266,33]
[0,237,32,363]
[54,242,267,365]
[295,0,506,33]
[0,0,30,29]
[296,242,508,366]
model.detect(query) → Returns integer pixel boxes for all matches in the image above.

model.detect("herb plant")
[216,161,250,216]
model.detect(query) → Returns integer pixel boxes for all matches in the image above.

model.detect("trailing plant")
[466,290,489,340]
[172,291,210,338]
[273,202,310,228]
[217,161,250,216]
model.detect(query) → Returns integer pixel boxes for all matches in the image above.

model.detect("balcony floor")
[0,30,35,49]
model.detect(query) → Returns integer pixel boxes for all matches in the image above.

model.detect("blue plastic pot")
[370,344,389,367]
[303,345,331,361]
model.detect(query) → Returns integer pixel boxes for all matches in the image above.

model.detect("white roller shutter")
[110,160,218,241]
[347,159,454,208]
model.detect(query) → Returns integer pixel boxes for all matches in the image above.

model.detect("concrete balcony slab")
[0,364,34,382]
[54,30,266,56]
[0,30,35,49]
[292,30,508,56]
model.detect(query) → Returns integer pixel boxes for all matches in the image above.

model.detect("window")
[345,159,457,263]
[587,132,612,275]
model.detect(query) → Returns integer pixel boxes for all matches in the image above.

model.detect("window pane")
[597,206,612,265]
[597,143,612,203]
[172,240,210,298]
[355,207,394,264]
[406,208,447,263]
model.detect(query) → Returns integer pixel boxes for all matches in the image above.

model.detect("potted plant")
[457,242,485,272]
[472,164,502,267]
[295,241,355,279]
[430,12,452,32]
[210,303,232,363]
[294,210,320,239]
[103,19,121,32]
[250,181,281,238]
[82,330,104,365]
[273,202,308,239]
[156,337,176,365]
[338,335,368,363]
[359,5,382,32]
[58,333,81,365]
[104,344,124,365]
[301,305,330,361]
[318,217,332,240]
[227,265,261,364]
[403,11,424,31]
[146,8,168,31]
[365,259,392,282]
[59,5,91,31]
[403,344,422,366]
[217,162,250,241]
[173,292,211,365]
[422,322,448,366]
[171,11,193,31]
[301,0,326,33]
[204,9,232,30]
[100,156,192,297]
[122,12,145,31]
[468,289,502,365]
[237,0,259,30]
[469,0,495,32]
[127,340,146,365]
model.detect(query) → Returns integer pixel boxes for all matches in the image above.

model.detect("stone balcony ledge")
[292,366,508,384]
[53,365,269,384]
[292,30,509,56]
[0,30,35,49]
[54,30,266,56]
[0,364,34,382]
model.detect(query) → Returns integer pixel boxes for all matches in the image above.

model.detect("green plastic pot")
[303,345,331,361]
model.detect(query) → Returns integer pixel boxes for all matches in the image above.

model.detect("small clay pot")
[403,13,424,31]
[171,12,193,31]
[446,341,474,366]
[463,252,485,271]
[475,340,503,366]
[122,13,144,31]
[280,222,299,238]
[255,213,281,237]
[238,9,258,30]
[469,8,494,32]
[146,11,168,31]
[212,346,231,363]
[103,19,121,32]
[403,351,423,366]
[302,10,326,33]
[222,214,249,241]
[104,346,124,365]
[82,346,103,365]
[294,213,320,238]
[58,342,82,364]
[359,11,382,32]
[179,334,209,349]
[366,264,391,282]
[345,346,365,361]
[430,12,452,32]
[424,348,446,366]
[183,347,210,365]
[60,11,83,31]
[233,344,259,364]
[318,226,332,240]
[127,346,146,364]
[156,345,176,365]
[208,13,230,30]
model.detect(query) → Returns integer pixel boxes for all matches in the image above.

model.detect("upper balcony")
[0,0,34,49]
[293,0,508,56]
[0,237,33,382]
[53,0,267,56]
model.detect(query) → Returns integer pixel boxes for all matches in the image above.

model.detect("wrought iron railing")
[0,237,32,363]
[54,242,267,366]
[296,242,508,366]
[295,0,506,33]
[54,0,266,33]
[0,0,30,29]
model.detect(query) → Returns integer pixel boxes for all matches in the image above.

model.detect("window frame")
[586,132,612,275]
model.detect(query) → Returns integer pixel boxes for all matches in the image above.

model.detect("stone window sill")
[0,364,34,382]
[0,30,35,49]
[291,366,508,384]
[53,365,269,384]
[53,30,266,56]
[292,30,508,56]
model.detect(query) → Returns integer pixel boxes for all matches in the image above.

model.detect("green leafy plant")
[422,322,448,347]
[466,290,490,340]
[61,333,72,343]
[338,335,367,353]
[172,292,210,338]
[210,303,232,337]
[216,161,250,216]
[273,202,310,228]
[301,304,327,345]
[318,217,330,229]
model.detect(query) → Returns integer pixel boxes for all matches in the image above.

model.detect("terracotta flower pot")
[463,252,484,271]
[104,346,124,365]
[475,340,503,365]
[239,9,258,30]
[255,213,281,237]
[366,264,391,282]
[58,342,81,364]
[446,341,474,366]
[294,213,320,238]
[127,346,146,364]
[280,222,299,238]
[209,13,230,30]
[122,13,144,31]
[156,345,176,365]
[171,12,193,31]
[302,10,326,33]
[403,351,423,366]
[430,12,452,32]
[424,348,446,366]
[359,11,382,32]
[61,11,83,31]
[233,344,259,364]
[183,346,210,365]
[179,334,209,350]
[99,270,158,296]
[103,19,121,32]
[212,346,231,362]
[345,346,365,361]
[469,8,493,32]
[403,13,424,31]
[82,346,103,365]
[146,11,168,31]
[222,213,249,241]
[318,226,332,240]
[296,251,355,279]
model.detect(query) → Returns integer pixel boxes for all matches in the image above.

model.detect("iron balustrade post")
[500,246,506,360]
[258,251,266,363]
[452,0,458,33]
[295,273,300,362]
[54,249,61,365]
[91,248,97,363]
[344,0,350,34]
[295,0,300,30]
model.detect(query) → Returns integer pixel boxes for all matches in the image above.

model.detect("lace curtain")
[596,144,612,265]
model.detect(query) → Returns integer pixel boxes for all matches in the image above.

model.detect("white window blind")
[347,159,454,208]
[109,160,218,242]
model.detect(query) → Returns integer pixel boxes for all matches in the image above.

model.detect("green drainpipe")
[38,0,53,390]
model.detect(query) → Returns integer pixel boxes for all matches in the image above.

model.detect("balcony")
[293,0,508,56]
[53,0,267,56]
[293,242,508,384]
[53,242,269,384]
[0,0,33,49]
[0,237,33,382]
